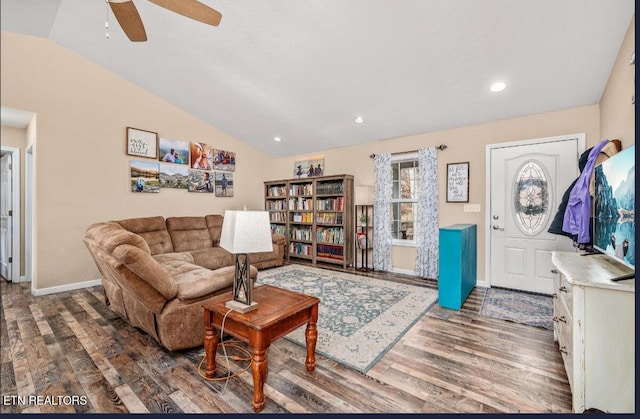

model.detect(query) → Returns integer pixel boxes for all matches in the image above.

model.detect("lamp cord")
[197,308,253,392]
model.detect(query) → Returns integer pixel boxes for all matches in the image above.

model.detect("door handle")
[492,225,504,231]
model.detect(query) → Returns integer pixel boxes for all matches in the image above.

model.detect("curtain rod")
[369,144,447,159]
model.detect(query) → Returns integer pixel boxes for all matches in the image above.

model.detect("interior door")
[489,137,579,294]
[1,153,13,281]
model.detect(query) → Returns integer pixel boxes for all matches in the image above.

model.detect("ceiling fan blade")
[109,1,147,42]
[147,0,222,26]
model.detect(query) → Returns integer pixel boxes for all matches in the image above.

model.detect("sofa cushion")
[87,222,151,254]
[166,216,213,252]
[112,244,178,300]
[205,214,224,246]
[153,252,195,264]
[115,216,173,255]
[188,247,235,270]
[172,265,259,301]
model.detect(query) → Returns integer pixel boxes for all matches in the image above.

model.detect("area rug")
[479,287,553,330]
[256,264,438,373]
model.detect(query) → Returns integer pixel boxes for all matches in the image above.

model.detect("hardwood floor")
[0,266,572,414]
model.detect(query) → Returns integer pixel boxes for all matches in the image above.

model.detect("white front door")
[489,135,582,294]
[1,153,13,281]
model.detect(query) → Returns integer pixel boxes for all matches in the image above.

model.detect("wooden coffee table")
[202,284,320,412]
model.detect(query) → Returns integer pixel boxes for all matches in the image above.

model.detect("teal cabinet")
[438,224,477,310]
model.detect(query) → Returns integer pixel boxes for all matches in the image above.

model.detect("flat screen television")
[592,144,635,280]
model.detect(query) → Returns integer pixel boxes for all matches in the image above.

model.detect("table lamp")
[219,210,273,313]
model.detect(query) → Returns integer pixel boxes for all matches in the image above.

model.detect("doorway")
[1,147,21,282]
[486,134,585,295]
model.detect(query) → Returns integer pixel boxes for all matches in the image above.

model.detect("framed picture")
[159,163,189,189]
[446,162,469,202]
[215,172,233,197]
[213,149,236,171]
[126,127,158,159]
[294,158,324,178]
[130,160,160,193]
[187,170,214,193]
[190,141,213,170]
[159,137,189,165]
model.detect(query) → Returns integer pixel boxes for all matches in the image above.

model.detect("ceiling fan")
[107,0,222,42]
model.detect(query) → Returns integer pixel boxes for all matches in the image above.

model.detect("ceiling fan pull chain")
[104,0,110,39]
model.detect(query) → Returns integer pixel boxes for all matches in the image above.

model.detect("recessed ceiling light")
[273,136,282,142]
[353,116,364,124]
[490,82,506,92]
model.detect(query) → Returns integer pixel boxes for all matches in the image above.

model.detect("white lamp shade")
[220,210,273,254]
[355,185,374,205]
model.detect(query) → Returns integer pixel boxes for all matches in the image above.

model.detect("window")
[513,160,549,235]
[391,157,419,242]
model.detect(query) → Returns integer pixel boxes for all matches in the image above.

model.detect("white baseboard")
[32,278,102,296]
[388,267,418,276]
[9,275,30,283]
[475,280,488,288]
[389,267,488,288]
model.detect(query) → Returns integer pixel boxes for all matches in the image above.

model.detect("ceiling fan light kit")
[107,0,221,42]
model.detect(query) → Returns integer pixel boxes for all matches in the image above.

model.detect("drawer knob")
[559,346,568,354]
[559,286,568,293]
[553,316,566,323]
[551,269,558,274]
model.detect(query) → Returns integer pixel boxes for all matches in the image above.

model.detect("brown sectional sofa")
[83,214,285,351]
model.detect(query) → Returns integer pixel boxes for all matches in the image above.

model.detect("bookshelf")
[355,204,373,271]
[265,181,288,236]
[264,174,354,268]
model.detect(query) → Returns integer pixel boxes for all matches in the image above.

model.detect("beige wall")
[600,15,635,148]
[270,105,600,278]
[1,32,273,291]
[1,125,27,276]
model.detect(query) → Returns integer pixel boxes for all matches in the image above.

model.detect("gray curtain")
[373,153,392,271]
[415,147,439,278]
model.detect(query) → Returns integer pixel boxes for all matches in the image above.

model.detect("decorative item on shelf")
[293,157,324,178]
[219,210,273,313]
[359,213,370,227]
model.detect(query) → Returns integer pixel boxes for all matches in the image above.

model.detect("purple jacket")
[562,139,610,243]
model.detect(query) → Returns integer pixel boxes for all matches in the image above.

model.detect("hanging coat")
[562,139,610,244]
[547,147,592,238]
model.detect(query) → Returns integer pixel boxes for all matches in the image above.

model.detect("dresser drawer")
[557,272,573,308]
[555,311,573,390]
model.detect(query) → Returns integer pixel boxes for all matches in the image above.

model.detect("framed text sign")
[446,162,469,202]
[126,127,158,159]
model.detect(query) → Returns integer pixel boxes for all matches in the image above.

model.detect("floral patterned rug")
[479,287,553,330]
[256,264,438,373]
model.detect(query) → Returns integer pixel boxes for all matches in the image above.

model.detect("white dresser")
[551,251,635,413]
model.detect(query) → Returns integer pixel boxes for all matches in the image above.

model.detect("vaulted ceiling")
[1,0,635,157]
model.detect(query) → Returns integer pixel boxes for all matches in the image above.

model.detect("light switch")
[463,204,481,212]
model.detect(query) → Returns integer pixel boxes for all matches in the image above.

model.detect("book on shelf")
[290,184,313,196]
[267,185,287,197]
[316,182,344,195]
[289,242,312,256]
[356,232,369,249]
[270,224,287,235]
